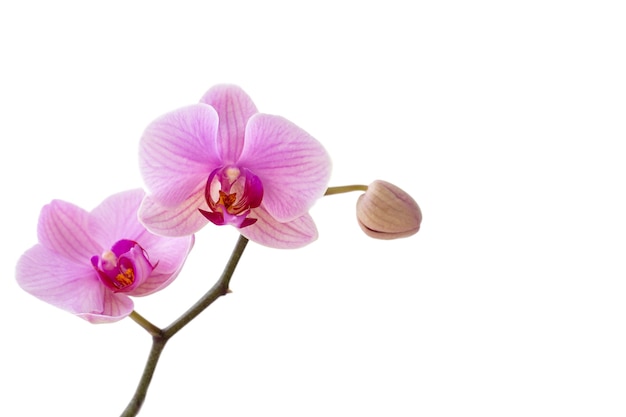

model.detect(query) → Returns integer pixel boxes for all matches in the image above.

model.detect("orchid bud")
[356,180,422,239]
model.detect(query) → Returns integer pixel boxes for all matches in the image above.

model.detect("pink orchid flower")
[138,84,332,249]
[16,189,194,324]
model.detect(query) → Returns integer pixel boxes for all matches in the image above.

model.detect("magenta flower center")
[91,239,155,292]
[199,165,263,228]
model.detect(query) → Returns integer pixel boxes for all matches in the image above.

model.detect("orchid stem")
[120,234,249,417]
[120,337,166,417]
[129,311,162,338]
[324,184,368,196]
[164,234,248,338]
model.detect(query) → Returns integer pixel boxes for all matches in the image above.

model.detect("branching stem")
[120,234,249,417]
[121,184,365,415]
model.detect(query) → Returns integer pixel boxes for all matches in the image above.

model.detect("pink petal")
[90,188,195,295]
[199,84,258,164]
[77,292,134,324]
[237,114,332,222]
[89,189,147,248]
[240,206,319,249]
[138,191,209,237]
[131,234,195,296]
[139,104,222,207]
[37,200,103,264]
[16,244,105,316]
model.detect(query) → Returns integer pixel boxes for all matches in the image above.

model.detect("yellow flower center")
[115,268,134,287]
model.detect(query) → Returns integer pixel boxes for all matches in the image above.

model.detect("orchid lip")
[91,239,155,292]
[199,165,263,228]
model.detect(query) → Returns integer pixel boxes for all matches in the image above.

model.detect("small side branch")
[129,311,162,338]
[324,185,368,196]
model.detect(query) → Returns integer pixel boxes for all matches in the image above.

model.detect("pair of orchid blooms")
[16,84,421,325]
[16,84,422,415]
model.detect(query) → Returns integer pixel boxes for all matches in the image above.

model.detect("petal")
[77,292,134,324]
[38,200,103,263]
[89,189,147,248]
[139,104,222,207]
[240,206,319,249]
[138,191,208,237]
[131,234,194,296]
[199,84,258,164]
[237,114,332,222]
[90,188,195,295]
[16,244,105,316]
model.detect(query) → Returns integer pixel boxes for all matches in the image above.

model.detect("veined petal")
[131,233,194,296]
[16,244,105,315]
[77,292,134,324]
[240,206,319,249]
[199,84,258,164]
[38,200,103,264]
[237,114,332,222]
[139,104,222,207]
[91,188,195,295]
[138,191,208,237]
[89,189,147,248]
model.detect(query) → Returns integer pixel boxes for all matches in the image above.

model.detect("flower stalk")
[324,184,368,196]
[129,311,162,338]
[120,234,249,417]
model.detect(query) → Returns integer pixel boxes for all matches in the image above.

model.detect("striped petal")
[138,190,209,237]
[77,291,134,324]
[37,200,103,264]
[89,189,148,249]
[237,114,331,223]
[132,234,195,296]
[16,244,105,316]
[200,84,258,164]
[139,104,222,207]
[240,206,318,249]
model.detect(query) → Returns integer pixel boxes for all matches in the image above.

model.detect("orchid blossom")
[16,189,194,323]
[138,84,332,248]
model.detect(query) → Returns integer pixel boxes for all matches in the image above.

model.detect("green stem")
[163,235,249,338]
[129,311,162,338]
[324,184,368,196]
[120,337,166,417]
[120,234,250,417]
[120,184,366,415]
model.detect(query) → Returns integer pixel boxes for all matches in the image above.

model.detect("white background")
[1,1,625,416]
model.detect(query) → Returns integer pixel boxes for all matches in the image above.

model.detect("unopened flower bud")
[356,180,422,239]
